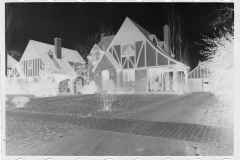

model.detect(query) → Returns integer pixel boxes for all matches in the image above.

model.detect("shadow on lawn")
[6,94,180,118]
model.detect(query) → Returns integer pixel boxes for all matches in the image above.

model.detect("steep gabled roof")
[7,54,18,68]
[88,44,102,57]
[128,18,189,69]
[30,40,85,63]
[88,36,115,57]
[92,51,121,72]
[97,35,115,51]
[91,17,189,72]
[28,40,85,76]
[129,18,172,58]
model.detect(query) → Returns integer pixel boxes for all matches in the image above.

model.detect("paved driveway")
[123,92,213,124]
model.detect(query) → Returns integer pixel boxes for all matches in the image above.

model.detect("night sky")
[7,2,225,69]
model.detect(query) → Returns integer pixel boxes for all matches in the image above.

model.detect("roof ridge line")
[30,39,77,52]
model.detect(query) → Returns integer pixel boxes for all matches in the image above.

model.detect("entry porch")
[147,65,188,93]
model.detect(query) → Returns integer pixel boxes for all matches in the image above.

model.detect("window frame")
[122,70,135,83]
[121,43,135,57]
[28,59,33,68]
[92,51,101,62]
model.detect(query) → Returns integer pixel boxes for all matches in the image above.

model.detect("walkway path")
[6,110,233,145]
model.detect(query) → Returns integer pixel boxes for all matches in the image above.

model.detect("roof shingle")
[97,35,115,51]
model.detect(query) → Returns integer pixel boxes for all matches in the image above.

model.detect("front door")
[76,79,82,93]
[101,70,110,91]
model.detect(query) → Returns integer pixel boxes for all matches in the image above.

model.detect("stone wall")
[91,55,148,93]
[135,69,148,92]
[118,69,148,93]
[94,55,117,91]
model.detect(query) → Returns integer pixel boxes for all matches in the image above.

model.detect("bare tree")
[7,50,21,59]
[72,43,90,62]
[200,4,234,107]
[73,22,115,61]
[86,22,115,47]
[203,3,234,32]
[165,4,189,66]
[72,23,115,85]
[5,3,14,76]
[5,3,13,47]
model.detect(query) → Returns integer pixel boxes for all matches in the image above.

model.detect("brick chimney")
[164,25,170,54]
[54,38,62,59]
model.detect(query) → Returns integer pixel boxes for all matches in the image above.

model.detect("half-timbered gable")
[106,17,182,71]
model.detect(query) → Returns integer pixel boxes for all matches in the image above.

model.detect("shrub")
[5,78,30,95]
[201,27,234,107]
[79,81,97,94]
[101,80,116,111]
[24,70,59,97]
[11,96,30,108]
[6,70,59,97]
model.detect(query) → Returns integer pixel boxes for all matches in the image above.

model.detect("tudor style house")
[87,17,190,93]
[7,38,85,94]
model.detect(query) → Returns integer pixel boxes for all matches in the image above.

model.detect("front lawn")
[6,117,84,155]
[5,93,234,156]
[200,97,234,129]
[6,93,180,118]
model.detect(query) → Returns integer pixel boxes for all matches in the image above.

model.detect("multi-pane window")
[92,51,100,61]
[121,43,135,56]
[123,70,135,82]
[29,60,33,68]
[21,58,44,77]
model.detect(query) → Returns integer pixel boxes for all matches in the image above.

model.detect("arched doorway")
[101,70,109,91]
[59,79,70,93]
[74,76,84,94]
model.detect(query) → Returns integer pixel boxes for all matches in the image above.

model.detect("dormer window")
[148,34,155,41]
[68,61,82,72]
[153,37,157,45]
[149,34,158,46]
[48,50,53,60]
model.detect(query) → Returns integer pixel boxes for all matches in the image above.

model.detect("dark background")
[7,2,224,70]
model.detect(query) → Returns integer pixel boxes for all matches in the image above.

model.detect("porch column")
[165,72,170,91]
[116,70,120,90]
[184,70,188,92]
[173,66,178,92]
[70,79,74,94]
